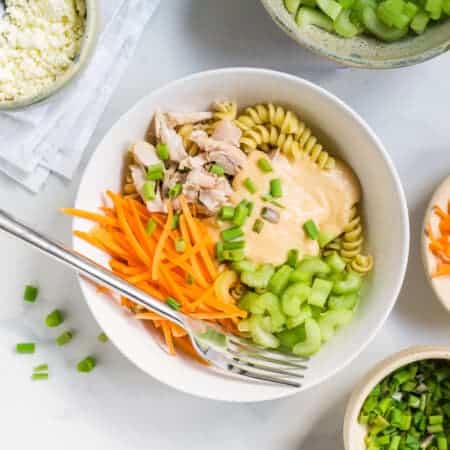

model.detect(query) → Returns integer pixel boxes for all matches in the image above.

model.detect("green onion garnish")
[210,164,225,176]
[23,284,38,303]
[303,219,319,240]
[261,195,285,209]
[257,158,273,173]
[252,218,264,234]
[146,218,157,235]
[16,342,35,354]
[32,373,48,381]
[223,240,245,250]
[219,205,235,221]
[246,201,254,216]
[77,356,96,373]
[221,226,244,242]
[171,213,180,230]
[216,241,224,262]
[222,249,245,261]
[45,309,63,328]
[175,238,186,253]
[98,332,109,343]
[270,178,283,198]
[287,249,299,268]
[232,203,249,226]
[33,364,48,372]
[243,178,257,194]
[166,296,181,310]
[55,331,73,346]
[156,143,169,161]
[146,163,164,181]
[169,183,182,199]
[142,181,156,201]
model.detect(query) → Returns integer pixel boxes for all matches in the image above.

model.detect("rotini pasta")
[212,100,238,121]
[122,150,139,198]
[176,123,200,156]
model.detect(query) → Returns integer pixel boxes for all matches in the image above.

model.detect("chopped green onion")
[303,219,319,240]
[246,201,254,216]
[261,195,285,209]
[252,218,264,233]
[33,364,48,372]
[16,342,35,354]
[142,181,156,201]
[166,296,181,310]
[270,178,283,198]
[257,158,273,173]
[23,284,38,303]
[243,178,257,194]
[97,332,109,343]
[216,241,224,262]
[146,218,157,235]
[168,183,182,199]
[77,356,96,373]
[223,240,245,250]
[56,331,73,346]
[222,249,245,261]
[146,163,164,181]
[210,164,225,176]
[45,309,63,328]
[287,249,299,268]
[221,226,244,242]
[32,373,48,381]
[156,143,169,161]
[171,213,180,230]
[175,238,186,253]
[219,205,235,220]
[233,203,249,226]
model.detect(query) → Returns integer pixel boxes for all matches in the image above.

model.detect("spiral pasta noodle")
[212,100,238,121]
[176,123,200,156]
[122,149,140,198]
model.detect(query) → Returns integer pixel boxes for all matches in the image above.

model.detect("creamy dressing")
[230,151,361,265]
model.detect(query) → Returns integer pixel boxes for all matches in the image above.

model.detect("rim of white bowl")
[343,346,450,450]
[73,68,410,402]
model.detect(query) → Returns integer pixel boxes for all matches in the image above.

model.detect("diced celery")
[259,292,286,332]
[425,0,442,18]
[232,260,257,273]
[286,304,313,328]
[284,0,302,14]
[325,252,346,272]
[289,268,313,284]
[296,257,331,276]
[377,0,411,28]
[443,0,450,15]
[281,282,311,316]
[317,0,344,19]
[404,1,419,17]
[268,265,294,295]
[328,293,359,310]
[296,6,335,31]
[339,0,356,8]
[318,310,353,342]
[241,264,275,289]
[332,272,363,295]
[411,10,430,32]
[239,292,264,313]
[249,315,280,349]
[292,318,322,356]
[199,328,227,347]
[325,271,345,283]
[362,6,409,41]
[308,278,333,307]
[334,9,363,36]
[277,324,306,349]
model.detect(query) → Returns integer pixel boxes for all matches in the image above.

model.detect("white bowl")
[422,173,450,312]
[343,346,450,450]
[72,68,409,402]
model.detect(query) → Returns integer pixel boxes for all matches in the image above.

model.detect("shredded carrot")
[61,208,118,227]
[174,336,208,365]
[161,321,176,355]
[152,201,173,281]
[428,201,450,278]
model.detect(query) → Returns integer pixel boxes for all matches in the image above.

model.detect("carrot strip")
[73,230,107,253]
[161,321,176,356]
[152,201,173,281]
[190,312,243,320]
[61,208,118,227]
[109,259,146,275]
[135,312,165,320]
[174,336,208,365]
[159,265,188,305]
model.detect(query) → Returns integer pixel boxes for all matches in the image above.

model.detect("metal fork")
[0,209,307,388]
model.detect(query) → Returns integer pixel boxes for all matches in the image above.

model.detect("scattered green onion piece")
[33,364,48,372]
[77,356,96,373]
[45,309,63,328]
[303,219,319,240]
[210,164,225,176]
[216,241,224,262]
[16,342,35,354]
[257,158,273,173]
[32,373,48,381]
[246,201,254,216]
[98,332,109,343]
[287,249,299,268]
[261,195,285,209]
[168,183,182,199]
[166,296,181,310]
[146,163,164,181]
[223,249,245,261]
[243,178,257,194]
[23,284,38,303]
[56,331,73,346]
[223,240,245,250]
[171,213,180,230]
[146,218,157,235]
[233,203,249,226]
[156,143,169,161]
[219,205,235,220]
[221,226,244,242]
[252,218,264,234]
[175,238,186,253]
[270,178,283,198]
[142,181,156,201]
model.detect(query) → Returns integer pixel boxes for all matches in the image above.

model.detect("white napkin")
[0,0,160,192]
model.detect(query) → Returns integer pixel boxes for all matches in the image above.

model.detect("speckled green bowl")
[261,0,450,69]
[0,0,98,110]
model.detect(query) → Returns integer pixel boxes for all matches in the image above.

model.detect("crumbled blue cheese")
[0,0,86,103]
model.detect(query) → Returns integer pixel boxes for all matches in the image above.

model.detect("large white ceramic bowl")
[72,68,409,402]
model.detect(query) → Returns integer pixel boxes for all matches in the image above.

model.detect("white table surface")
[1,1,449,449]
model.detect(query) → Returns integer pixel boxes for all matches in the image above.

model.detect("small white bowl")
[422,174,450,313]
[0,0,98,110]
[343,346,450,450]
[72,68,409,402]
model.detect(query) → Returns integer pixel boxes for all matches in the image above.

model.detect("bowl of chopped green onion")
[261,0,449,69]
[344,346,450,450]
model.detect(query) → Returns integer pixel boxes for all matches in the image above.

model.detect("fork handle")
[0,208,186,329]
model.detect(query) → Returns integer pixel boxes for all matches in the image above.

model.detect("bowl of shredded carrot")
[423,173,450,313]
[64,68,409,402]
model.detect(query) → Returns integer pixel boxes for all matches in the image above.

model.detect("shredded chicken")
[130,165,166,213]
[186,167,217,189]
[212,119,241,147]
[165,111,213,127]
[154,110,188,162]
[178,154,207,171]
[131,141,160,167]
[199,177,233,213]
